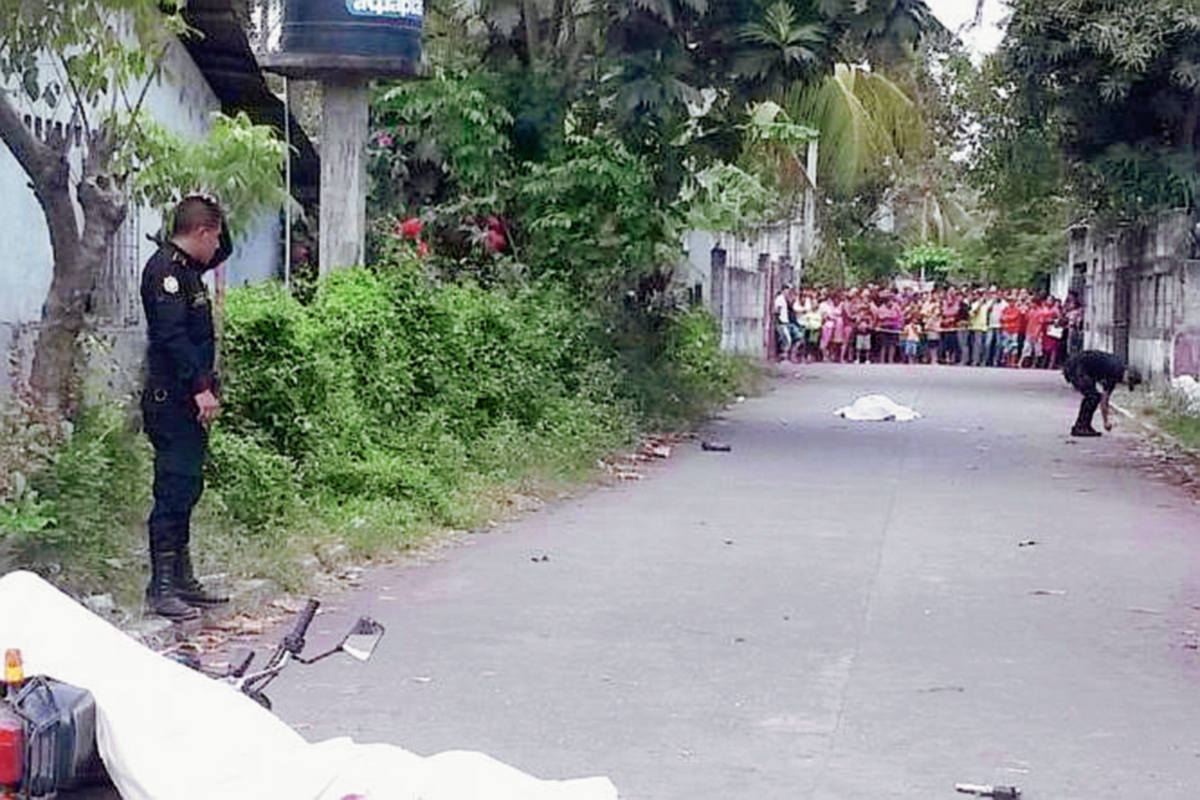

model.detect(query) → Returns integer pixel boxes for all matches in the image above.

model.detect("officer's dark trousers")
[1072,380,1102,431]
[142,391,206,557]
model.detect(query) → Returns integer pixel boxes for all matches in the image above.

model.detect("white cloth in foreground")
[833,394,921,422]
[0,570,618,800]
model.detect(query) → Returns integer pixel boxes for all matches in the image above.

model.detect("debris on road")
[701,441,732,452]
[1030,589,1066,596]
[833,394,921,422]
[1017,540,1038,548]
[596,434,687,480]
[955,783,1020,799]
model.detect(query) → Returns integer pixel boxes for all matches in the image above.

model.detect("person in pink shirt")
[1041,297,1065,369]
[819,292,843,362]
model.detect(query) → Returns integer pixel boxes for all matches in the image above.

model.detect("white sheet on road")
[834,394,921,422]
[0,571,619,800]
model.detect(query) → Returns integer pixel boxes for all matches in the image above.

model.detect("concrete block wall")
[1070,211,1199,381]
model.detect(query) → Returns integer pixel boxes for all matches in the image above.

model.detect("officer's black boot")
[146,549,201,621]
[173,534,229,606]
[146,519,201,620]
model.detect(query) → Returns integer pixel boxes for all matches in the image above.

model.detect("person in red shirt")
[1020,297,1050,368]
[1000,301,1025,368]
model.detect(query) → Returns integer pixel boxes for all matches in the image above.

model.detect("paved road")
[270,364,1200,800]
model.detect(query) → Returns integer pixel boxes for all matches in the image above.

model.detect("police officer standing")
[140,195,232,619]
[1062,349,1142,437]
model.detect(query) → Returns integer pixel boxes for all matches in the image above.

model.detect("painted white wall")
[0,136,54,322]
[0,31,283,327]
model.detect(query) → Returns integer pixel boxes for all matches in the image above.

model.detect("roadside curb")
[1111,400,1200,459]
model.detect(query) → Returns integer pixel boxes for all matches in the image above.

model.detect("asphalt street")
[269,363,1200,800]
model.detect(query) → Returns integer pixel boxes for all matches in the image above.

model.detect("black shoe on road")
[1071,426,1102,437]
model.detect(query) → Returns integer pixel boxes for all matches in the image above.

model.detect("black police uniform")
[140,240,221,617]
[1062,349,1125,434]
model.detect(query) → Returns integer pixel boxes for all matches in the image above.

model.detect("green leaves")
[516,130,676,295]
[369,70,513,219]
[1003,0,1200,219]
[897,242,961,281]
[123,111,291,239]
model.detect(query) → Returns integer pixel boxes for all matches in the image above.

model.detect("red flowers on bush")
[484,228,506,253]
[397,216,424,240]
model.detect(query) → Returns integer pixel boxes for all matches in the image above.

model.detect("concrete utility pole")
[318,77,369,274]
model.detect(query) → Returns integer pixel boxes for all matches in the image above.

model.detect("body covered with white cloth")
[833,394,921,422]
[0,571,619,800]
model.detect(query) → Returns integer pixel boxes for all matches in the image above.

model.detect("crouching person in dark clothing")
[140,195,233,619]
[1062,350,1142,437]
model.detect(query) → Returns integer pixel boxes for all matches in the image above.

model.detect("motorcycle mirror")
[339,617,384,662]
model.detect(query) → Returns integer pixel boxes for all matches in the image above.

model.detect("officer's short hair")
[171,194,224,237]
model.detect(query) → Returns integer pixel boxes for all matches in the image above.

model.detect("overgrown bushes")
[0,253,748,601]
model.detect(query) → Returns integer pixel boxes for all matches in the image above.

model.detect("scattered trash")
[701,441,732,452]
[919,686,965,693]
[531,555,550,563]
[645,443,672,459]
[955,783,1020,799]
[1017,540,1037,548]
[1030,589,1066,596]
[1127,607,1162,615]
[723,538,734,545]
[268,597,308,614]
[833,394,921,422]
[412,676,433,684]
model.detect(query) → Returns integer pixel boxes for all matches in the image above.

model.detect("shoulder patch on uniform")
[163,275,180,294]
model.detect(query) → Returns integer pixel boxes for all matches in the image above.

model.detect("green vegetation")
[0,0,946,598]
[1147,384,1200,452]
[0,250,749,600]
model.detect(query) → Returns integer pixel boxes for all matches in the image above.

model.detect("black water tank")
[281,0,422,62]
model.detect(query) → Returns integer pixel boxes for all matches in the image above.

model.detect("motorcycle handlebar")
[282,599,320,655]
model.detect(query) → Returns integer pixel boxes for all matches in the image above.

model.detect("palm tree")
[736,0,829,97]
[785,63,923,194]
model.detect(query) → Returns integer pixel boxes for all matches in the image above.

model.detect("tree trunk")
[0,91,126,416]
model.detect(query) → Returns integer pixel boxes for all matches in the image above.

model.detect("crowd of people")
[772,285,1086,369]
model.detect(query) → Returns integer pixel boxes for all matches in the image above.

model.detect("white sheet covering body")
[833,394,921,422]
[0,571,618,800]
